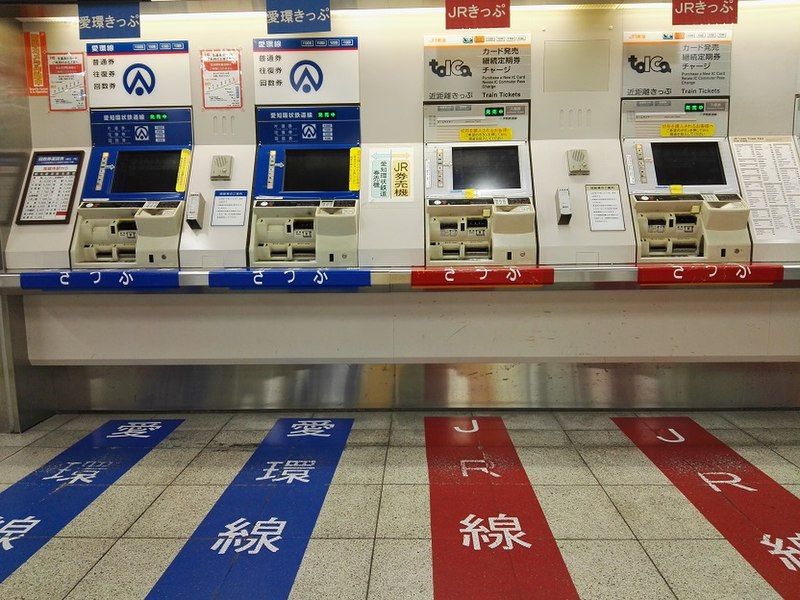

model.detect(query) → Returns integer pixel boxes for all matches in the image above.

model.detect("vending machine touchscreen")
[424,103,536,266]
[249,106,360,267]
[621,99,750,263]
[70,108,192,269]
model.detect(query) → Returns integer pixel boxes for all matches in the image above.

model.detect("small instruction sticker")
[660,123,716,138]
[211,190,248,226]
[459,127,513,142]
[349,147,361,192]
[176,149,191,192]
[586,184,625,232]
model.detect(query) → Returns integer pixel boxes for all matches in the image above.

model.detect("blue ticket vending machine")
[71,107,193,269]
[249,106,360,267]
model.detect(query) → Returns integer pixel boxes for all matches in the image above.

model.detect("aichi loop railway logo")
[123,63,156,96]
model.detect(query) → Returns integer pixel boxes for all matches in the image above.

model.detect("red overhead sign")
[672,0,738,24]
[445,1,511,30]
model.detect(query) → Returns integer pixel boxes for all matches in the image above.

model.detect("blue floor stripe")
[148,418,354,600]
[0,419,182,582]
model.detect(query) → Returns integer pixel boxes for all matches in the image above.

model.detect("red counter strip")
[411,266,555,288]
[426,417,579,600]
[615,417,800,599]
[637,264,783,285]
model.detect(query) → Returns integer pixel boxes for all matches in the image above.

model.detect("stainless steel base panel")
[14,362,800,418]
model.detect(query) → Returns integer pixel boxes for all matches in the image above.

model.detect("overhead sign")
[424,34,531,102]
[78,1,141,40]
[86,41,191,108]
[673,0,737,25]
[446,0,511,29]
[252,37,359,105]
[266,0,331,34]
[622,31,732,98]
[201,49,243,109]
[47,53,87,112]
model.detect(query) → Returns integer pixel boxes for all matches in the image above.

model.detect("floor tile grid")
[57,413,235,599]
[363,428,390,600]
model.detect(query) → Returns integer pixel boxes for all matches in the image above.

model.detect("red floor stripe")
[615,417,800,599]
[425,417,579,600]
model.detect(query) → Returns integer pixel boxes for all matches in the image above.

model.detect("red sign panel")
[445,1,511,30]
[426,417,579,600]
[673,0,738,24]
[637,264,783,285]
[615,417,800,599]
[24,31,48,96]
[411,266,554,288]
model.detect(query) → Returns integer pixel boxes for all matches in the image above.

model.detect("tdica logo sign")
[290,60,324,93]
[429,59,472,78]
[123,63,156,96]
[628,55,672,74]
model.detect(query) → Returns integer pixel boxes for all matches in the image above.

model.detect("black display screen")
[282,149,351,192]
[452,146,521,190]
[110,150,182,194]
[651,142,726,186]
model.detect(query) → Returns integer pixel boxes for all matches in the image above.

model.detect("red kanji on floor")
[425,417,579,599]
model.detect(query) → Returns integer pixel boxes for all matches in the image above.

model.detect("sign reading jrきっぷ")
[424,34,531,102]
[86,40,191,108]
[673,0,737,25]
[622,31,732,99]
[445,0,511,29]
[252,37,359,105]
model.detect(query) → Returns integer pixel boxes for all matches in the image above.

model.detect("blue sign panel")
[20,270,180,291]
[79,2,141,40]
[0,419,181,583]
[149,418,353,599]
[266,0,331,34]
[82,107,192,203]
[86,40,188,55]
[255,105,360,147]
[209,268,371,289]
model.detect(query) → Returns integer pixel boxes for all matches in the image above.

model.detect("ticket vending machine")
[249,107,360,267]
[621,99,751,263]
[423,103,536,265]
[70,108,191,269]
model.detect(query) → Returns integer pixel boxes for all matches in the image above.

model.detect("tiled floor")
[0,410,798,599]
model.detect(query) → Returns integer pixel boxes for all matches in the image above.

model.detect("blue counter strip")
[20,270,180,290]
[208,269,371,289]
[148,418,353,600]
[0,419,182,583]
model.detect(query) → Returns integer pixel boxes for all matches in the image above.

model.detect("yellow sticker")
[669,184,684,195]
[459,127,513,142]
[349,147,361,192]
[175,149,191,193]
[660,123,716,138]
[465,188,477,199]
[390,152,411,199]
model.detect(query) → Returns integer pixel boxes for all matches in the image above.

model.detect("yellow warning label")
[669,184,684,195]
[465,188,477,199]
[175,149,191,192]
[660,123,716,138]
[459,127,513,142]
[349,147,361,191]
[390,152,411,199]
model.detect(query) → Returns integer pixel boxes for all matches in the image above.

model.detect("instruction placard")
[212,190,248,226]
[622,31,732,98]
[424,34,531,102]
[24,31,48,96]
[17,152,83,224]
[586,184,625,232]
[252,37,359,105]
[731,136,800,259]
[201,49,242,109]
[47,53,87,111]
[369,148,413,202]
